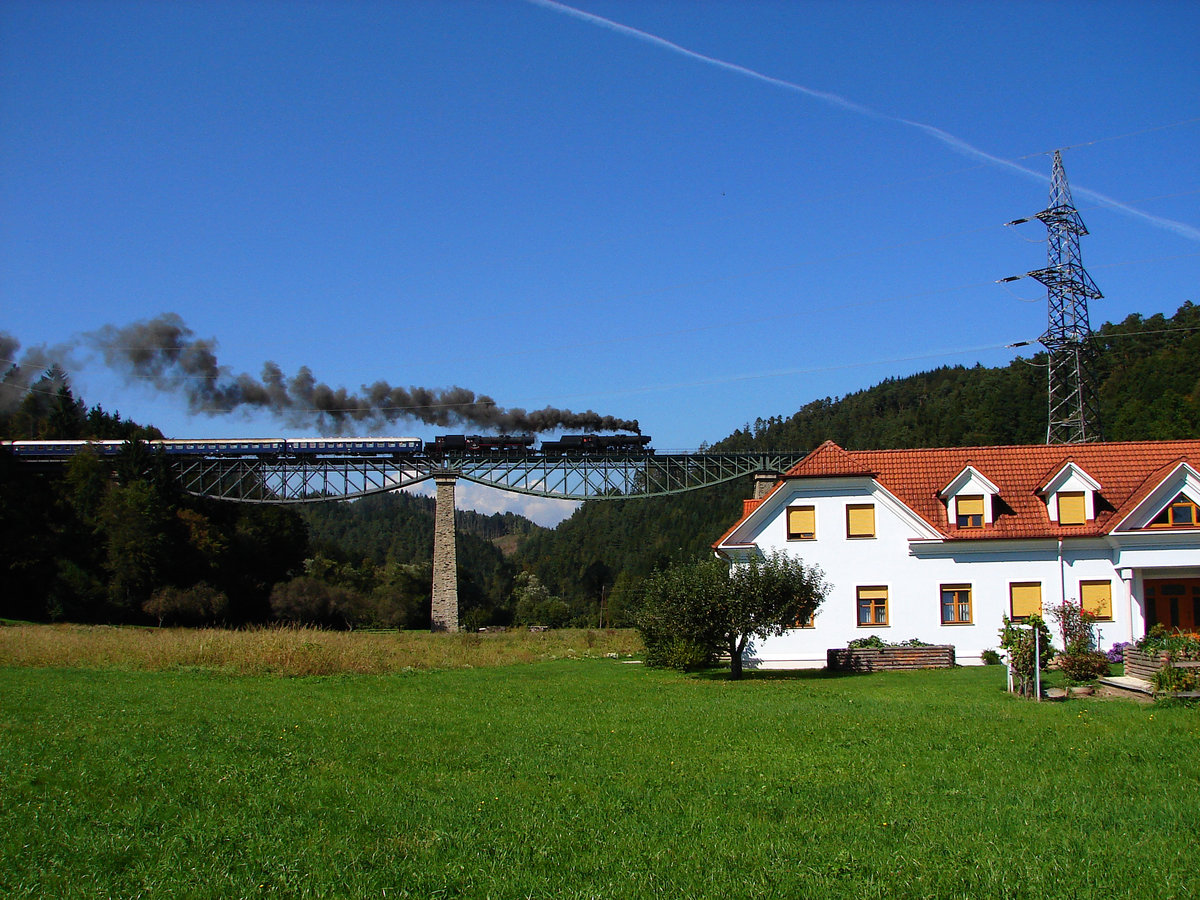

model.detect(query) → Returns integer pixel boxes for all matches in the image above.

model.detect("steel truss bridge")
[9,441,809,631]
[169,449,809,502]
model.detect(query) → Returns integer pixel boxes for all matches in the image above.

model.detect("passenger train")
[2,434,653,458]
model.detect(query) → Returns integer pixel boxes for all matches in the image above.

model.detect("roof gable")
[1039,461,1102,496]
[939,466,1000,499]
[1115,462,1200,531]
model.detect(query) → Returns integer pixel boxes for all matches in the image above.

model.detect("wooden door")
[1143,579,1200,632]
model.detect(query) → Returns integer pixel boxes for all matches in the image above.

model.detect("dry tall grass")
[0,623,642,676]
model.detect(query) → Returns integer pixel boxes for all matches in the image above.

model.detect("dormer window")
[956,495,984,528]
[939,467,999,530]
[1041,463,1100,526]
[1150,493,1200,528]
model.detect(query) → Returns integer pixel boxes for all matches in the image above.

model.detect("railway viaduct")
[9,441,807,630]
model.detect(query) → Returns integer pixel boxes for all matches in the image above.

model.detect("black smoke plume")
[0,333,78,413]
[84,313,639,435]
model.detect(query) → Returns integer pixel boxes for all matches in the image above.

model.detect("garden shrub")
[847,635,933,650]
[1049,601,1110,684]
[847,635,887,649]
[1058,650,1110,684]
[1152,664,1198,693]
[980,649,1002,665]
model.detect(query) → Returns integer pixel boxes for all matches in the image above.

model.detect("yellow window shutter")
[847,504,875,537]
[1080,581,1112,619]
[958,496,984,516]
[1058,492,1086,525]
[1010,583,1042,619]
[787,506,815,538]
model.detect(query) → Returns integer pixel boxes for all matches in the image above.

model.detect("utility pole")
[1026,150,1104,443]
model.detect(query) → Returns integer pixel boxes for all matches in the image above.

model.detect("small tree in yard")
[1049,601,1109,684]
[637,552,828,680]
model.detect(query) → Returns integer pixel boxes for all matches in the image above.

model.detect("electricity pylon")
[1007,150,1103,443]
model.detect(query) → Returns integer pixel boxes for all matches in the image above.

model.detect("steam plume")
[0,333,78,413]
[86,314,639,435]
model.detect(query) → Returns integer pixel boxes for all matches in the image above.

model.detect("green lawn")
[1,662,1195,899]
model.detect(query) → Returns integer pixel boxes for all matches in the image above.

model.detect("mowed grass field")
[2,628,1197,899]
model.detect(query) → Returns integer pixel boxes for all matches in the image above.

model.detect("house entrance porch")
[1143,578,1200,632]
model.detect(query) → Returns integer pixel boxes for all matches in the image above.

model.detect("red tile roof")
[721,439,1200,544]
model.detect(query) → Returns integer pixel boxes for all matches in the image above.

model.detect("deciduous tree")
[637,552,828,679]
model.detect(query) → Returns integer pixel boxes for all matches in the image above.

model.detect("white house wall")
[740,482,1142,669]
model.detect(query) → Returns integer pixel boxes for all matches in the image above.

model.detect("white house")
[713,439,1200,668]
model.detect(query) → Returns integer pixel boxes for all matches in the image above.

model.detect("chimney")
[752,471,778,500]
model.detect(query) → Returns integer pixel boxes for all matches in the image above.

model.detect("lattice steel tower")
[1028,150,1103,444]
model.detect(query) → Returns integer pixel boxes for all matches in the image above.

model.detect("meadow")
[0,623,642,675]
[1,627,1197,899]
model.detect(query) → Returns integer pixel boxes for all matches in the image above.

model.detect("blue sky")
[2,1,1198,523]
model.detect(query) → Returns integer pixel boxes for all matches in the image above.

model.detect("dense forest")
[3,303,1199,628]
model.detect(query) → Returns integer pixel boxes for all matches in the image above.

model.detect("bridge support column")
[431,474,459,632]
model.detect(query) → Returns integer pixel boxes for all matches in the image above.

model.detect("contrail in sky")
[526,0,1200,243]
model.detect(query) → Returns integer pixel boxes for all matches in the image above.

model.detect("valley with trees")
[4,305,1199,900]
[3,302,1200,629]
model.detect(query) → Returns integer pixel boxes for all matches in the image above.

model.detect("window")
[847,504,876,539]
[1057,491,1086,525]
[955,495,984,528]
[786,505,816,540]
[1010,583,1042,620]
[794,609,816,628]
[1150,493,1200,528]
[857,586,888,626]
[940,585,972,624]
[1080,580,1113,620]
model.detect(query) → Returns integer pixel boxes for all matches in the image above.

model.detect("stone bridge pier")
[431,473,458,632]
